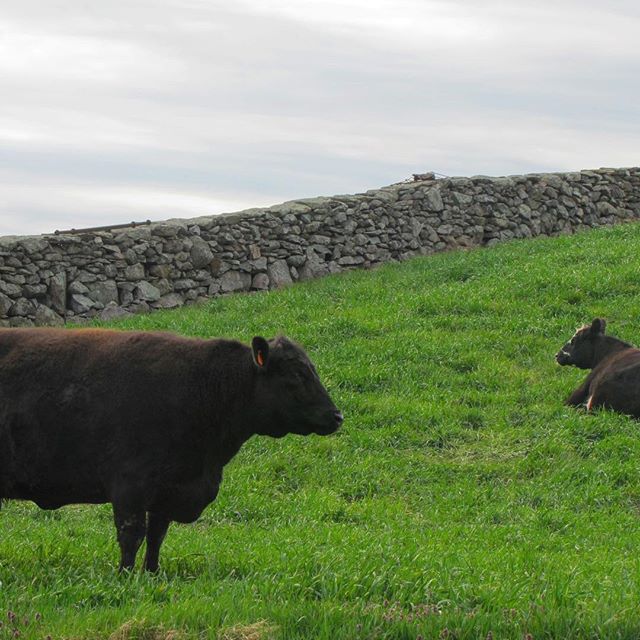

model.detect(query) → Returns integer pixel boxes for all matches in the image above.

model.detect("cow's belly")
[152,478,221,524]
[8,483,108,509]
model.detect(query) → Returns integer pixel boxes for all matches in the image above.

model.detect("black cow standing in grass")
[556,318,640,416]
[0,329,343,572]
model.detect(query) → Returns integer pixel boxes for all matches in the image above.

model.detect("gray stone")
[49,272,67,314]
[22,283,47,298]
[267,259,293,287]
[250,257,268,271]
[437,224,454,236]
[124,263,145,280]
[298,249,329,280]
[338,255,365,266]
[220,270,251,293]
[149,264,173,279]
[9,297,36,317]
[131,301,151,314]
[99,302,132,321]
[310,234,332,245]
[0,292,13,316]
[68,280,89,295]
[152,293,184,309]
[152,223,182,238]
[597,201,619,216]
[451,191,473,206]
[9,317,34,327]
[410,220,423,239]
[70,293,95,314]
[19,237,49,254]
[156,278,173,295]
[88,280,119,306]
[135,281,161,302]
[123,226,152,242]
[518,204,532,219]
[162,238,182,254]
[76,272,98,284]
[252,273,270,290]
[279,201,312,215]
[0,281,22,297]
[34,304,64,326]
[173,279,197,291]
[286,255,306,268]
[4,274,26,285]
[424,188,444,211]
[190,237,214,268]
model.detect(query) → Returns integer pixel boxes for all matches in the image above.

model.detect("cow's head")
[555,318,606,369]
[250,336,343,438]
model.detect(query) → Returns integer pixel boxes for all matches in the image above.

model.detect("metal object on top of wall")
[53,221,153,235]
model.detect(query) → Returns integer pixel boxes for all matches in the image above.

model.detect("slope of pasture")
[2,223,640,639]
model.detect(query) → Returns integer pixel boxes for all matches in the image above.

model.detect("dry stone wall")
[1,167,639,326]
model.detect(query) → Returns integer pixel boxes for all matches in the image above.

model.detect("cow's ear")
[251,336,270,369]
[591,318,606,335]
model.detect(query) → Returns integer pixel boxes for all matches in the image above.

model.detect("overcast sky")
[1,0,639,236]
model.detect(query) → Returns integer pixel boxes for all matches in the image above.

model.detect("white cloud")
[0,176,283,236]
[1,0,639,235]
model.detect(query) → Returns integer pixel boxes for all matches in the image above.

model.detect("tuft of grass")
[4,223,640,638]
[109,620,185,640]
[217,620,277,640]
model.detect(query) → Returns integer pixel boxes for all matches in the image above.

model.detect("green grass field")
[3,223,640,639]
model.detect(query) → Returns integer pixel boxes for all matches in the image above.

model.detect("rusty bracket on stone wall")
[53,220,153,235]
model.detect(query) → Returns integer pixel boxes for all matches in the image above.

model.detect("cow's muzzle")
[313,409,343,435]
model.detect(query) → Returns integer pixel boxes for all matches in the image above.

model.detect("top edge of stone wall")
[2,166,639,243]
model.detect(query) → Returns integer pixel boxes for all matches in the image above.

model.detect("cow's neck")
[213,433,250,466]
[593,336,634,367]
[214,413,254,466]
[203,340,258,466]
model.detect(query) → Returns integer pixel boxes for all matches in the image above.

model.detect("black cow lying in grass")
[0,329,343,572]
[556,318,640,416]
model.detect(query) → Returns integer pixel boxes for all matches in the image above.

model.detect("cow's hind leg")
[143,512,170,572]
[113,505,146,572]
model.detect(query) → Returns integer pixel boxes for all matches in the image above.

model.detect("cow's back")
[0,328,213,507]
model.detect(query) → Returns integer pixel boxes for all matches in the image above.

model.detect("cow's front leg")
[565,375,593,407]
[113,505,146,572]
[143,512,171,572]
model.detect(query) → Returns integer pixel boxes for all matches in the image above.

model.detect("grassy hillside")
[3,223,640,639]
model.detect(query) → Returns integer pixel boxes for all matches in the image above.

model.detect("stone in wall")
[267,260,293,288]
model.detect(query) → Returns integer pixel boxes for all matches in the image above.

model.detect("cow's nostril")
[334,411,344,425]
